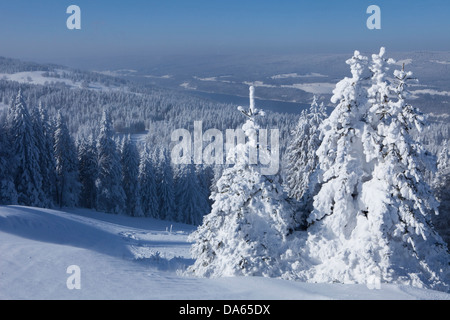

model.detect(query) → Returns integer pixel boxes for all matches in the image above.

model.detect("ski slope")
[0,205,449,300]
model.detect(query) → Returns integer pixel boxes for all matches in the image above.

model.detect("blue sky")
[0,0,449,65]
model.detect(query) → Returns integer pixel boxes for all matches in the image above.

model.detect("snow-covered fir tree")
[6,90,45,207]
[31,103,56,207]
[0,123,17,205]
[284,95,327,214]
[434,141,450,246]
[198,164,215,210]
[156,148,176,221]
[37,103,58,205]
[209,164,225,196]
[196,164,214,209]
[187,86,298,278]
[360,50,448,290]
[304,51,371,265]
[77,136,98,209]
[120,137,142,217]
[302,49,449,292]
[54,111,80,208]
[95,110,126,214]
[175,164,210,225]
[138,147,158,218]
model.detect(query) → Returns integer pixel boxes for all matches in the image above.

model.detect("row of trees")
[188,49,450,293]
[0,91,212,224]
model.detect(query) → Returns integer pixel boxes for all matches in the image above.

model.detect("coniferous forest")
[0,49,449,293]
[3,1,450,302]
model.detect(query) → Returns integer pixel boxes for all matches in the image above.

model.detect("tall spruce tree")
[96,110,126,214]
[30,103,56,207]
[0,123,17,205]
[302,50,375,284]
[54,111,80,208]
[306,50,370,237]
[188,86,297,278]
[302,49,449,292]
[78,136,98,209]
[6,90,45,207]
[175,164,210,225]
[284,96,327,212]
[121,137,142,217]
[434,141,450,246]
[37,103,57,205]
[139,147,158,218]
[156,148,176,221]
[359,50,449,290]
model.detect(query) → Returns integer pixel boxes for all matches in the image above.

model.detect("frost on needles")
[188,49,450,292]
[303,48,449,291]
[187,86,298,278]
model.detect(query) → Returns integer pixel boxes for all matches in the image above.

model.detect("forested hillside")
[0,55,449,243]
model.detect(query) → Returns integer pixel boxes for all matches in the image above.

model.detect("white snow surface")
[0,71,123,92]
[281,83,336,94]
[0,205,449,300]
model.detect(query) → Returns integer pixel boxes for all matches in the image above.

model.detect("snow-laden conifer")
[284,95,327,212]
[54,111,80,208]
[175,164,210,225]
[188,86,297,278]
[434,141,450,246]
[121,137,142,217]
[78,136,98,209]
[306,50,370,235]
[302,49,449,292]
[0,124,17,205]
[359,51,449,290]
[31,103,56,207]
[96,110,126,214]
[6,90,45,207]
[139,147,158,218]
[156,148,177,221]
[302,50,376,284]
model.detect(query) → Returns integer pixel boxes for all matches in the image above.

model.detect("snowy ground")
[0,70,124,92]
[0,205,449,300]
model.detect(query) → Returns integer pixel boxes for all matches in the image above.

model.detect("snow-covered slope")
[0,70,123,92]
[0,205,449,300]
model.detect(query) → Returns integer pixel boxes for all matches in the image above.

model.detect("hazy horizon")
[1,1,450,69]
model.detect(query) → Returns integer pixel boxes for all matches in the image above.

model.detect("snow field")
[1,206,449,300]
[0,71,123,92]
